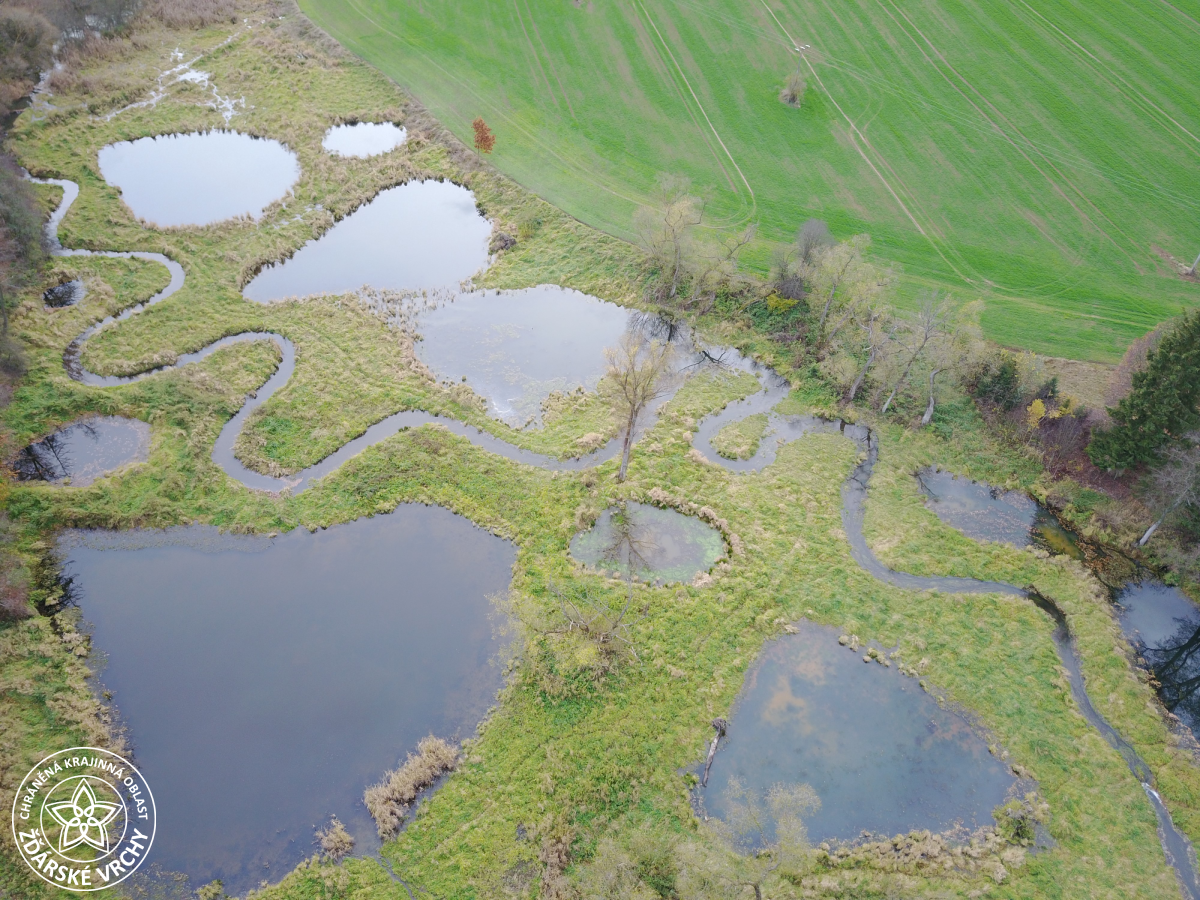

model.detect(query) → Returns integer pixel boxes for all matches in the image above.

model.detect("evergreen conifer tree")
[1089,310,1200,470]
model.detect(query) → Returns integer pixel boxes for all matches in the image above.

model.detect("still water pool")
[64,506,514,893]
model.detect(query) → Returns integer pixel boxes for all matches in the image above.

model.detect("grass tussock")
[364,736,458,839]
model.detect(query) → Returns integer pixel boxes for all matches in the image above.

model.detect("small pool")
[14,416,149,486]
[415,286,633,425]
[64,506,515,893]
[97,131,300,227]
[322,122,407,158]
[43,279,85,307]
[917,469,1083,559]
[570,502,725,585]
[242,181,491,302]
[1116,581,1200,736]
[700,622,1015,844]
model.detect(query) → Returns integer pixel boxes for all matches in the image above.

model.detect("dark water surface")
[415,286,632,424]
[1117,581,1200,736]
[14,416,149,486]
[700,622,1015,843]
[43,279,85,307]
[917,469,1083,559]
[322,122,407,157]
[63,507,514,893]
[97,131,300,227]
[570,502,725,585]
[242,181,491,302]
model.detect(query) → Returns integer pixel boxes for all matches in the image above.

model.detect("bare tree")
[880,294,951,416]
[678,780,818,900]
[691,225,755,311]
[847,304,895,401]
[802,235,888,351]
[602,332,677,481]
[1139,433,1200,546]
[634,175,704,303]
[796,218,833,266]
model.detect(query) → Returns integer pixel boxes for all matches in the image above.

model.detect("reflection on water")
[43,279,85,307]
[415,286,633,425]
[570,503,724,585]
[242,181,491,302]
[701,622,1014,843]
[14,416,149,486]
[97,131,300,227]
[322,122,407,157]
[63,506,514,893]
[1118,581,1200,736]
[917,469,1083,559]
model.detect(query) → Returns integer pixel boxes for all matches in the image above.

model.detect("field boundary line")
[635,0,757,222]
[1010,0,1200,155]
[338,0,647,212]
[875,0,1143,268]
[510,0,563,115]
[755,0,974,284]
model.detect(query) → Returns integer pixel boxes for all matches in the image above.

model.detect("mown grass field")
[2,4,1200,898]
[300,0,1200,362]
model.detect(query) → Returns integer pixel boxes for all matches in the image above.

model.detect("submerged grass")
[0,4,1196,899]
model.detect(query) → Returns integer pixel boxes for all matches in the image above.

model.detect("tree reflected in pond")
[1142,616,1200,732]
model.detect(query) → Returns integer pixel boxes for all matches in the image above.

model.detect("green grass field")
[299,0,1200,362]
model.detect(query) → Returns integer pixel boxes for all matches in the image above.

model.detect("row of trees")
[634,179,991,423]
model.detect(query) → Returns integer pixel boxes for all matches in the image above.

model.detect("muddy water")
[700,622,1015,843]
[415,286,633,425]
[97,131,299,227]
[14,416,150,486]
[570,502,725,585]
[242,181,491,302]
[322,122,407,157]
[63,506,514,894]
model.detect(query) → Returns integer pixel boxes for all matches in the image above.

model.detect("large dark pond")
[97,132,300,228]
[570,503,725,585]
[242,181,491,302]
[415,286,632,425]
[63,506,514,893]
[700,622,1014,844]
[14,416,150,486]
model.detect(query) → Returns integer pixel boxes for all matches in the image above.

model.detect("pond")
[63,505,515,894]
[322,122,407,157]
[415,286,633,425]
[14,416,150,486]
[97,131,300,228]
[917,469,1083,559]
[699,622,1015,844]
[242,180,491,303]
[1116,581,1200,737]
[570,503,725,585]
[43,278,85,307]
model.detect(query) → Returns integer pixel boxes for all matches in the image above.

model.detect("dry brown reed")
[363,735,458,839]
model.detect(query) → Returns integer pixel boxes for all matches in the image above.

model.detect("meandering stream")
[28,173,1200,896]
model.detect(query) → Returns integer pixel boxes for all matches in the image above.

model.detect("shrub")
[778,71,806,107]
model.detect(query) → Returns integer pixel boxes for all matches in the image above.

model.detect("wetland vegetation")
[1,3,1199,900]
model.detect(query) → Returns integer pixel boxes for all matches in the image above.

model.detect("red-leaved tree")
[472,117,495,154]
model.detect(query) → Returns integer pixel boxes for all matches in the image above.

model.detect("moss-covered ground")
[0,5,1197,899]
